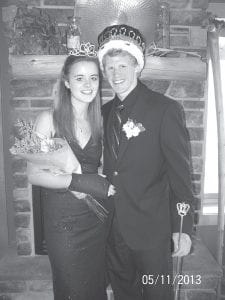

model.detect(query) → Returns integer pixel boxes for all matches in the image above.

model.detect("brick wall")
[2,0,208,256]
[10,77,57,255]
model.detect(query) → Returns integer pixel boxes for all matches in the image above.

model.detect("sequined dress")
[41,137,108,300]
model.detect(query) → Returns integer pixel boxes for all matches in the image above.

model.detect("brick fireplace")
[0,0,223,299]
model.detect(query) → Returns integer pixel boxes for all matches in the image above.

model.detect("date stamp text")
[141,274,201,286]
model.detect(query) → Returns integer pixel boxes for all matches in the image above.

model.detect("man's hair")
[102,49,138,70]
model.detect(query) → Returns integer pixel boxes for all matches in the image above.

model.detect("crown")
[98,24,145,53]
[69,42,97,57]
[98,24,145,71]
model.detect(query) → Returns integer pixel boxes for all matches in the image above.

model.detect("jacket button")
[113,171,118,176]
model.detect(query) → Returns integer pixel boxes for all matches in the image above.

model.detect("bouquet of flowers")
[10,119,81,174]
[10,119,109,221]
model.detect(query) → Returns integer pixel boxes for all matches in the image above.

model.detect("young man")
[98,24,194,300]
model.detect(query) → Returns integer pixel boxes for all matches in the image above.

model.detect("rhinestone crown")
[69,42,97,57]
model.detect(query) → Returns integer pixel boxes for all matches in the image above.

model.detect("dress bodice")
[68,137,102,174]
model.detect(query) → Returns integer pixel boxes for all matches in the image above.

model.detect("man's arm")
[160,100,194,255]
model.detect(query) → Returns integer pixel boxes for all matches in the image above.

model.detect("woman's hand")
[108,184,116,196]
[100,174,115,197]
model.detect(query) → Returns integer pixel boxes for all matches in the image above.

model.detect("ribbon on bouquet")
[69,192,108,222]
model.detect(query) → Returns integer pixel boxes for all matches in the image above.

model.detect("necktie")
[111,104,124,159]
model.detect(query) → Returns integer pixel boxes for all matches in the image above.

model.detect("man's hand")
[172,232,192,257]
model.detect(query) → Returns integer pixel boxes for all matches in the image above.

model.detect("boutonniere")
[122,118,146,140]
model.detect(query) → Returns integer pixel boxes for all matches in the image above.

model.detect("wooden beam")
[9,55,67,79]
[9,55,207,80]
[141,56,207,80]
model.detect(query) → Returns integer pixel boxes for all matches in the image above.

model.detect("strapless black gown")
[41,138,109,300]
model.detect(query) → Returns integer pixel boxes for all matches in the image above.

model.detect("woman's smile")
[81,89,93,95]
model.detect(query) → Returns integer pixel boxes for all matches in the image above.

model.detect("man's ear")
[64,80,70,89]
[135,65,143,77]
[135,64,143,74]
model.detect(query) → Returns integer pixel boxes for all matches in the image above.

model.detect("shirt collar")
[114,81,141,110]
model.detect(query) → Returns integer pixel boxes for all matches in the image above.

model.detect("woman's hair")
[53,55,102,143]
[102,49,138,70]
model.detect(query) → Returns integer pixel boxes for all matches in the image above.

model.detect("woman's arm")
[27,161,72,189]
[27,161,113,198]
[33,110,55,138]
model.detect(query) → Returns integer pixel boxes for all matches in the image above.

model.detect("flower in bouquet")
[10,119,62,154]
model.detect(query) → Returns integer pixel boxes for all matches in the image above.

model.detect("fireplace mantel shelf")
[9,55,206,80]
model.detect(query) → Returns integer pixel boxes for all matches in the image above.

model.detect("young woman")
[27,51,114,300]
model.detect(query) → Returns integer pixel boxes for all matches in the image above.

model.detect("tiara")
[69,42,97,57]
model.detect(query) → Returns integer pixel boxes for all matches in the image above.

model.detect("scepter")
[174,202,190,300]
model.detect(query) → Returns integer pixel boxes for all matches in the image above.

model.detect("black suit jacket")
[102,81,194,250]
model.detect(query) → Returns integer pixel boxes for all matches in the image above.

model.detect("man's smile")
[113,79,124,84]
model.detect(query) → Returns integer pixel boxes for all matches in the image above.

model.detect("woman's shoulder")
[34,109,55,137]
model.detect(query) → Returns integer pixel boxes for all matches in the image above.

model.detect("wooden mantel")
[9,55,207,80]
[142,56,207,80]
